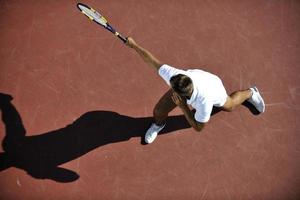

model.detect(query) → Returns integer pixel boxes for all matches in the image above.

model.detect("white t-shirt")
[158,64,228,123]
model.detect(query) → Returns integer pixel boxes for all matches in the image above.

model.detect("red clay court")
[0,0,300,199]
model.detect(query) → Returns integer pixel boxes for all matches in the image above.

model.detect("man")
[126,37,265,144]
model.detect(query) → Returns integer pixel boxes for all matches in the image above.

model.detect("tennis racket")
[77,3,127,43]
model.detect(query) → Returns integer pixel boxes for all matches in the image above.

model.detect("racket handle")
[116,33,127,43]
[107,25,127,43]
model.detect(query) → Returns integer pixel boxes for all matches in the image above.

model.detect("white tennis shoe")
[145,123,165,144]
[247,86,265,113]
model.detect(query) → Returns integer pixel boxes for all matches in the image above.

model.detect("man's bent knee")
[221,97,235,112]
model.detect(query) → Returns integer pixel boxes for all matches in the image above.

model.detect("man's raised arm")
[126,37,162,71]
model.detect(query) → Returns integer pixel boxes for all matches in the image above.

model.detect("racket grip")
[107,25,127,43]
[117,34,127,43]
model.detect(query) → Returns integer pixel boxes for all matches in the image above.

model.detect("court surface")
[0,0,300,199]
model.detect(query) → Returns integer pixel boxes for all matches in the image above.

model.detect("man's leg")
[145,89,177,144]
[153,89,177,125]
[222,89,252,112]
[222,87,265,113]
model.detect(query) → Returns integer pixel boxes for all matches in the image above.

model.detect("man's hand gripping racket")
[77,3,128,43]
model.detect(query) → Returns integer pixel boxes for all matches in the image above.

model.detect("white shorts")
[212,78,228,107]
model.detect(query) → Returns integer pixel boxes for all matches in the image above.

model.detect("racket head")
[77,3,108,27]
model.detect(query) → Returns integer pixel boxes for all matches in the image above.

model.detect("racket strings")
[78,5,107,26]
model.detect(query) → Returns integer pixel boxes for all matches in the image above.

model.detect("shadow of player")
[0,93,192,183]
[0,93,258,183]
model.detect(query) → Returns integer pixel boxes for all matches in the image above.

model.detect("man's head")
[170,74,193,98]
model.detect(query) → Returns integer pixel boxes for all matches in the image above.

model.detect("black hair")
[170,74,193,95]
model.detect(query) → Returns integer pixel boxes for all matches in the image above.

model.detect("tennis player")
[126,37,265,144]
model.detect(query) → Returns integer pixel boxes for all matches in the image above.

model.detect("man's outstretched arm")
[126,37,162,71]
